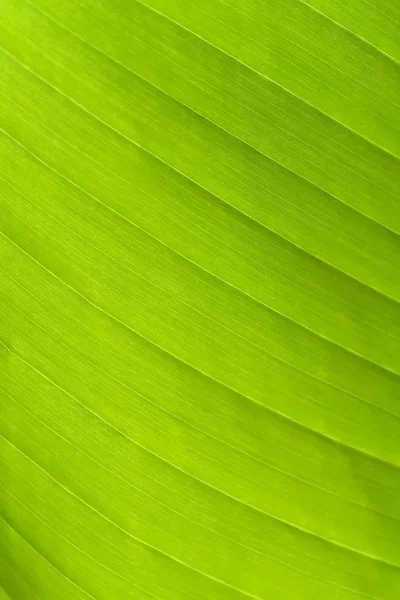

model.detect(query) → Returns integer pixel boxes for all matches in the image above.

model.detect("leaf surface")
[1,0,400,598]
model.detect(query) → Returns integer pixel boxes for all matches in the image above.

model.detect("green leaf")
[1,0,400,598]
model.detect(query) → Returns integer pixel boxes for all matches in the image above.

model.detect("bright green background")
[1,0,400,598]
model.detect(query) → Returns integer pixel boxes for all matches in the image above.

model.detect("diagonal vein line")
[297,0,400,66]
[0,484,167,600]
[5,4,400,273]
[0,515,97,599]
[21,0,400,219]
[1,231,400,474]
[67,0,400,174]
[131,0,400,129]
[2,84,400,375]
[3,295,400,526]
[0,409,384,600]
[2,267,315,470]
[3,37,400,304]
[0,549,43,600]
[0,433,263,599]
[1,407,399,576]
[5,84,400,317]
[4,173,400,432]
